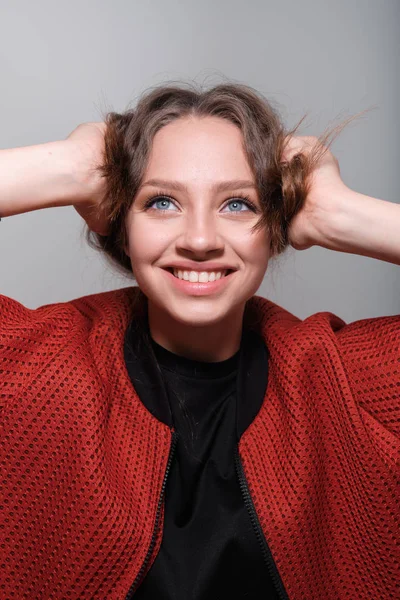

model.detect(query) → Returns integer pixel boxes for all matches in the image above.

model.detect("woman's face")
[125,115,270,328]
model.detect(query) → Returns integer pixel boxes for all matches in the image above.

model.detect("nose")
[176,207,224,257]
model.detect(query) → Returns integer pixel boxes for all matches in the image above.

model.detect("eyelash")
[142,189,258,213]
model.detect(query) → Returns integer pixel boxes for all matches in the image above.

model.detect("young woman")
[0,83,398,600]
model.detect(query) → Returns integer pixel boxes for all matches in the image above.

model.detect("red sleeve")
[335,313,400,440]
[0,294,80,410]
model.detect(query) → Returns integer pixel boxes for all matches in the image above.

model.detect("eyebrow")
[139,178,257,193]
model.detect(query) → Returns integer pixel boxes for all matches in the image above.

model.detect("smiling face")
[124,115,270,342]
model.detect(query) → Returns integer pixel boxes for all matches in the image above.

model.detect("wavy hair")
[86,80,363,276]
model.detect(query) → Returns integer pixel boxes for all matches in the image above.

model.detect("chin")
[161,299,244,328]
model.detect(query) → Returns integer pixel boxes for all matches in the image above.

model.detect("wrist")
[0,140,90,218]
[318,185,400,264]
[60,139,100,206]
[315,184,358,251]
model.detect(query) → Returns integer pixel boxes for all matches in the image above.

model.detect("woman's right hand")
[66,122,110,236]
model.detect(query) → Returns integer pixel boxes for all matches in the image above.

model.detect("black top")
[125,319,280,599]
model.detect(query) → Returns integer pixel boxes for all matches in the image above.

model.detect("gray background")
[0,0,399,322]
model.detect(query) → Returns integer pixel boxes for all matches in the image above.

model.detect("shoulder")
[0,285,142,369]
[248,294,399,349]
[250,295,399,438]
[0,285,142,334]
[246,294,347,347]
[248,294,399,383]
[0,286,143,406]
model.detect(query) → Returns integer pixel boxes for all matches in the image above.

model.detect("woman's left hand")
[281,135,400,266]
[281,135,349,251]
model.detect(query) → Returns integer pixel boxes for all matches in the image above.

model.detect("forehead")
[143,116,254,184]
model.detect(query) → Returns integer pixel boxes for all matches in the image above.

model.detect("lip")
[161,267,235,296]
[162,262,237,272]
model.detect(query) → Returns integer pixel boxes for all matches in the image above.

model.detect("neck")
[147,303,245,362]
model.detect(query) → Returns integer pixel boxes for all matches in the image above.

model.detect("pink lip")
[162,268,234,296]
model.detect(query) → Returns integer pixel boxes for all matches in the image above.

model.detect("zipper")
[125,430,178,599]
[234,445,290,600]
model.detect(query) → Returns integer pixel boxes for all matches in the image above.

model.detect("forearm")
[0,140,85,218]
[321,188,400,266]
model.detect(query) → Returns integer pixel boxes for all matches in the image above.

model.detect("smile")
[162,268,235,295]
[171,268,230,282]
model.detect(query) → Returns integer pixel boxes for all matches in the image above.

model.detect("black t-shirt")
[133,337,279,600]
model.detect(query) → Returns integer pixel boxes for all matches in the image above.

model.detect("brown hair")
[86,80,364,276]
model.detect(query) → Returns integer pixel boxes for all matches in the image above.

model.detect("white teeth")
[172,269,227,282]
[198,272,209,283]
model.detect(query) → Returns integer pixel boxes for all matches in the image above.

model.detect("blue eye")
[143,193,257,214]
[145,196,178,211]
[222,199,251,212]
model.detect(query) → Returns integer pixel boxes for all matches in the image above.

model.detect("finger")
[281,135,319,163]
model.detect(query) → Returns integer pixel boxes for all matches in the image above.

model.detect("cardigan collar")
[123,307,269,442]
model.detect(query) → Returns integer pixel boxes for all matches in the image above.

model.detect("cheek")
[125,219,169,267]
[239,229,270,270]
[245,234,270,293]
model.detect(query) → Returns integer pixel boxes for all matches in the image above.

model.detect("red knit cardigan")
[0,287,398,599]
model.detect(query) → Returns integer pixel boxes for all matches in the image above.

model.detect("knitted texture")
[0,287,398,599]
